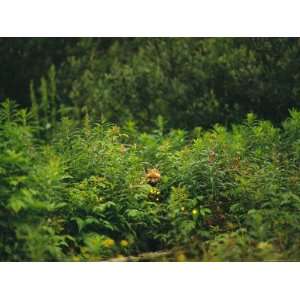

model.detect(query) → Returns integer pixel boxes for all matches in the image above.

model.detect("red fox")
[146,168,161,185]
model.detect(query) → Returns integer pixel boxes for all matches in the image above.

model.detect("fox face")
[146,168,161,185]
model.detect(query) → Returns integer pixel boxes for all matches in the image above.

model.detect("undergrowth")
[1,100,300,261]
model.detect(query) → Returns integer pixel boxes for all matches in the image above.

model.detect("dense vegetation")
[2,38,300,130]
[1,99,300,261]
[1,38,300,261]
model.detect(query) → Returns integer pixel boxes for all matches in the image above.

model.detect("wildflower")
[120,240,129,247]
[181,206,185,211]
[192,209,198,216]
[148,187,161,201]
[176,252,187,262]
[72,256,81,262]
[150,188,160,195]
[103,238,115,248]
[146,168,161,185]
[257,242,272,250]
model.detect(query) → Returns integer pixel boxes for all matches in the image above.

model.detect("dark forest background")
[1,37,300,130]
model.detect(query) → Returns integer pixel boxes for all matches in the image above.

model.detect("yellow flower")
[257,242,272,250]
[72,256,81,262]
[148,187,161,201]
[150,188,160,195]
[103,238,115,248]
[192,209,198,216]
[176,252,187,262]
[120,240,129,247]
[181,206,185,211]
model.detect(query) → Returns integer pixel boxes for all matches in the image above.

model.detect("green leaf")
[8,196,26,213]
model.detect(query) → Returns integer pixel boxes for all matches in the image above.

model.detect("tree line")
[1,37,300,130]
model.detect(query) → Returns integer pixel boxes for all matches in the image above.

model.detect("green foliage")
[3,37,300,261]
[51,38,300,130]
[1,100,300,261]
[3,37,299,131]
